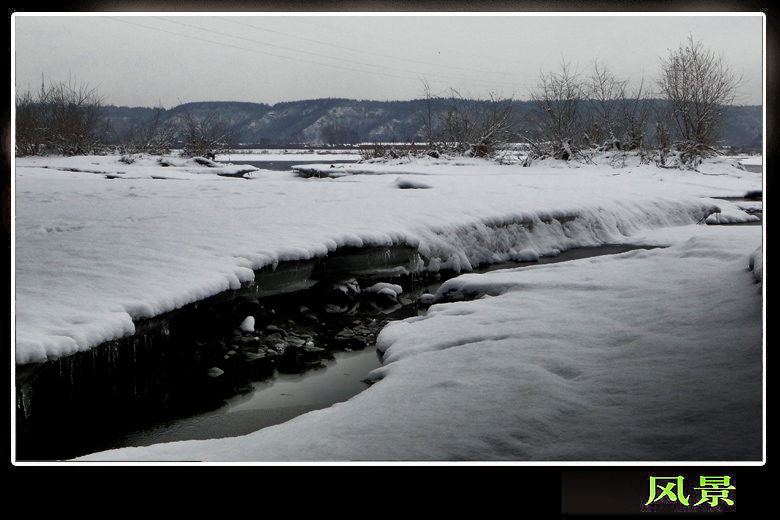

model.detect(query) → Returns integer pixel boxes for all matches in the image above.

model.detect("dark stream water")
[92,245,658,455]
[231,158,763,174]
[223,158,359,172]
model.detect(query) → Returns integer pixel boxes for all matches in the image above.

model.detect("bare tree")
[15,78,110,156]
[415,78,446,155]
[14,88,43,156]
[413,79,515,159]
[524,58,587,161]
[115,103,178,156]
[440,89,515,158]
[656,36,743,165]
[617,76,655,152]
[583,61,655,154]
[176,104,241,159]
[583,60,626,146]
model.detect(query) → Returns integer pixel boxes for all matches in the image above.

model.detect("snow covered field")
[12,151,764,463]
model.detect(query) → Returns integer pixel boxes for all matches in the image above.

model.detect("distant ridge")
[102,98,763,150]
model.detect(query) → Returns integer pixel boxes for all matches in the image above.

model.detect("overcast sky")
[12,12,765,108]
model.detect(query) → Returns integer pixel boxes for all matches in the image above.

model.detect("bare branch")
[656,35,743,165]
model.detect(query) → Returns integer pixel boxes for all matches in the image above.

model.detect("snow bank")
[12,151,763,463]
[749,245,764,283]
[13,154,761,365]
[74,224,763,462]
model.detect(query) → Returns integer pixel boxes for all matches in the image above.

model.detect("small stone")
[297,313,319,325]
[285,337,307,347]
[265,324,286,335]
[335,329,356,340]
[351,336,370,347]
[207,367,224,378]
[241,336,261,349]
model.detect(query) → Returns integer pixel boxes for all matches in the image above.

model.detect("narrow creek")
[72,244,660,457]
[15,157,762,461]
[220,157,359,172]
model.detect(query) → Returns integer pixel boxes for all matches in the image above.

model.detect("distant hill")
[102,98,763,150]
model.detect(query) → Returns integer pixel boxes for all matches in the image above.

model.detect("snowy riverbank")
[75,224,764,464]
[12,151,764,463]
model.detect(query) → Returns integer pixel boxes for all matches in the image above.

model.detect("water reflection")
[226,348,381,413]
[116,348,381,447]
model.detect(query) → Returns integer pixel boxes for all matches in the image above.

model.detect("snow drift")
[73,224,763,462]
[12,151,764,463]
[13,153,758,366]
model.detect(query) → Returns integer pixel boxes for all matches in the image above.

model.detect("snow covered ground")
[12,151,764,463]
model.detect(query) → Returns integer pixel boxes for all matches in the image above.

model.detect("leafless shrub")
[583,60,627,147]
[655,35,743,167]
[358,142,395,161]
[415,79,447,155]
[617,77,655,152]
[581,61,653,152]
[176,104,241,159]
[14,89,42,157]
[440,89,515,158]
[523,59,587,161]
[115,104,177,156]
[415,79,516,159]
[15,79,110,156]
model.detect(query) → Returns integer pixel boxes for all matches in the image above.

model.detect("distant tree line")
[321,122,361,146]
[15,86,243,159]
[15,37,753,169]
[362,36,748,169]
